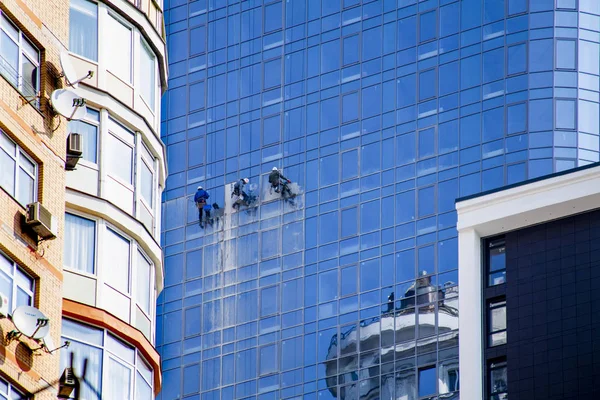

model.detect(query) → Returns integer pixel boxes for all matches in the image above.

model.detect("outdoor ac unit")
[0,293,9,317]
[65,133,83,170]
[25,202,57,240]
[57,367,76,398]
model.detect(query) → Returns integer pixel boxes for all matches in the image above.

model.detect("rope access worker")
[269,167,291,195]
[194,185,210,227]
[232,178,250,209]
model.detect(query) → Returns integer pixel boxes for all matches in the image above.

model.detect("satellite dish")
[60,51,79,88]
[50,89,87,121]
[11,305,50,340]
[42,331,54,350]
[60,51,93,88]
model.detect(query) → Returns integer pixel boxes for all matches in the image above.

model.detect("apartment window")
[139,39,156,109]
[488,298,507,347]
[104,228,130,294]
[140,143,155,208]
[106,120,134,186]
[69,0,98,61]
[418,365,437,398]
[0,374,26,399]
[64,213,96,274]
[67,108,99,163]
[61,319,153,400]
[106,14,132,83]
[488,238,506,286]
[488,358,507,400]
[135,251,152,315]
[0,12,40,98]
[0,251,35,313]
[0,128,37,206]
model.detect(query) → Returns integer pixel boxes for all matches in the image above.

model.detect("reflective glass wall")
[158,0,600,399]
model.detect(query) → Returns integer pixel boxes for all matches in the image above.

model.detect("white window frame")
[64,211,98,276]
[0,11,40,99]
[67,108,100,166]
[0,128,37,206]
[106,118,135,189]
[106,11,133,85]
[139,141,155,211]
[134,249,154,318]
[139,37,156,111]
[60,318,154,400]
[69,0,99,62]
[104,226,132,295]
[0,374,27,398]
[0,250,35,314]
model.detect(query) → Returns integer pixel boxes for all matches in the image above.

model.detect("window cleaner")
[194,185,210,227]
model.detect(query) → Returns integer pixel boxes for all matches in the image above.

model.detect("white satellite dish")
[60,51,93,88]
[50,88,87,121]
[11,305,50,340]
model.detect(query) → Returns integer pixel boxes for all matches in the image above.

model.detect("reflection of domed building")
[324,274,459,400]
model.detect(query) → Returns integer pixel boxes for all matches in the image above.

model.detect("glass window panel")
[0,269,12,313]
[484,0,505,23]
[418,128,435,159]
[69,0,98,61]
[340,265,357,296]
[529,39,553,72]
[508,0,527,14]
[16,168,33,206]
[461,54,481,89]
[397,16,416,50]
[106,14,132,82]
[140,39,156,109]
[418,366,436,397]
[362,27,382,61]
[418,186,435,217]
[264,2,282,33]
[529,99,553,132]
[579,100,599,135]
[579,40,600,75]
[106,358,132,399]
[419,10,436,42]
[362,84,381,119]
[263,114,281,146]
[507,103,526,135]
[343,35,359,65]
[189,26,206,55]
[105,228,130,293]
[64,213,96,274]
[318,270,337,303]
[106,134,133,185]
[321,40,340,73]
[59,338,102,400]
[507,43,526,75]
[136,252,152,314]
[260,344,278,375]
[342,92,358,123]
[320,97,340,130]
[141,161,153,206]
[440,3,459,37]
[261,286,279,316]
[68,119,98,163]
[556,99,575,130]
[483,48,504,83]
[0,31,18,86]
[419,69,436,101]
[397,74,416,106]
[264,58,282,89]
[489,361,508,396]
[556,40,576,70]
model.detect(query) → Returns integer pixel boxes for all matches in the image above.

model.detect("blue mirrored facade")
[158,0,600,398]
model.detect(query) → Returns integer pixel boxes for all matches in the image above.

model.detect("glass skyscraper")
[157,0,600,399]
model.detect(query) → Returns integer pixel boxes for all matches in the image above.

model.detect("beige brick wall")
[0,0,69,398]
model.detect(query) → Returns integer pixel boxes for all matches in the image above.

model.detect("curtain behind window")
[64,213,96,274]
[69,0,98,61]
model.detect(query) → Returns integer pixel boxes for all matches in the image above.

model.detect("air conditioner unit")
[57,367,76,398]
[65,133,83,171]
[25,202,57,240]
[0,293,9,317]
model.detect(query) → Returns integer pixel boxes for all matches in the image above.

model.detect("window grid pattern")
[159,0,600,399]
[0,128,37,206]
[0,250,35,314]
